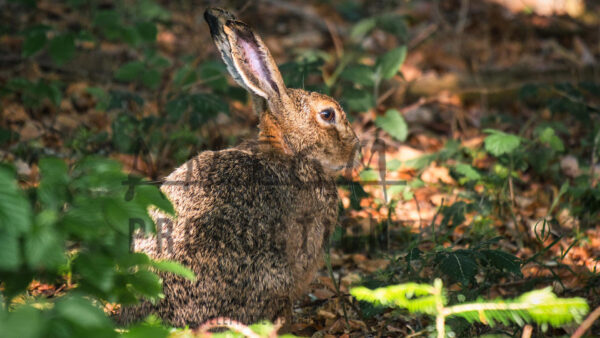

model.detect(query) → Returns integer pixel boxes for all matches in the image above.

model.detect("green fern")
[350,279,589,337]
[351,283,440,315]
[447,287,588,328]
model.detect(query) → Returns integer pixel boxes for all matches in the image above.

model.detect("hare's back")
[160,148,301,256]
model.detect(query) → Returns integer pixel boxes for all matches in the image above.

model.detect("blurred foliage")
[351,279,589,338]
[0,156,194,337]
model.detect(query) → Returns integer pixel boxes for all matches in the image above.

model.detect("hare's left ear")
[204,8,288,103]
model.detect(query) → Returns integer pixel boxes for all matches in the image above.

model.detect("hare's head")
[204,8,359,172]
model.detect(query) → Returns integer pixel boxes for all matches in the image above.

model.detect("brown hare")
[117,7,359,328]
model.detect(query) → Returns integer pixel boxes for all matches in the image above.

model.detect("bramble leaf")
[375,109,408,141]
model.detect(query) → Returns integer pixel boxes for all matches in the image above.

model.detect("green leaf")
[38,157,69,209]
[484,129,521,157]
[359,169,379,181]
[538,127,564,152]
[111,114,140,153]
[340,65,375,87]
[0,232,21,270]
[133,184,174,215]
[55,296,112,328]
[0,167,32,235]
[376,46,407,80]
[346,181,368,210]
[25,220,65,269]
[129,270,162,299]
[350,14,407,40]
[172,64,198,88]
[22,26,48,57]
[93,10,123,40]
[141,69,161,89]
[150,260,196,281]
[375,109,408,141]
[115,61,145,82]
[440,201,468,227]
[388,184,413,201]
[437,250,478,284]
[137,0,170,21]
[350,17,376,39]
[74,253,115,293]
[455,163,481,181]
[188,93,228,127]
[86,87,110,111]
[118,253,150,269]
[480,249,522,277]
[165,96,188,120]
[199,60,228,92]
[48,33,76,65]
[376,13,408,39]
[0,127,17,145]
[0,305,43,338]
[341,87,374,112]
[122,323,169,338]
[136,22,157,43]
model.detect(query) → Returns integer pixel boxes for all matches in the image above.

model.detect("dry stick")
[521,325,533,338]
[571,305,600,338]
[324,245,350,331]
[408,23,438,50]
[413,194,424,240]
[455,0,470,35]
[375,85,398,107]
[324,19,344,59]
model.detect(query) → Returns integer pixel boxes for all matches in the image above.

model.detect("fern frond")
[446,287,589,327]
[350,283,440,315]
[351,281,589,333]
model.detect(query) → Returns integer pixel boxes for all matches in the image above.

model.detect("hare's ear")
[204,8,287,102]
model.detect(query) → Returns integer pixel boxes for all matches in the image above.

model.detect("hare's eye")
[319,108,335,123]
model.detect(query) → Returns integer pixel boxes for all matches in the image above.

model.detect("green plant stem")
[373,73,381,104]
[324,53,354,87]
[433,279,446,338]
[444,301,545,317]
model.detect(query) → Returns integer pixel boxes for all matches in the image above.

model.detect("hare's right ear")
[204,8,288,103]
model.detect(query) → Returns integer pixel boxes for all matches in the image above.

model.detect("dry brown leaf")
[4,103,29,123]
[421,164,455,184]
[20,121,43,141]
[312,288,335,300]
[56,113,80,131]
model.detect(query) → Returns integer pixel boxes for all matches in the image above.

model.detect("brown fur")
[116,8,359,328]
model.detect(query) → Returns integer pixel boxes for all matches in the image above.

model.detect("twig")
[375,85,398,107]
[324,244,350,330]
[521,325,533,338]
[324,19,343,59]
[408,23,438,50]
[455,0,470,35]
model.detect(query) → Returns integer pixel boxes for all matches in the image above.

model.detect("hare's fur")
[117,9,358,328]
